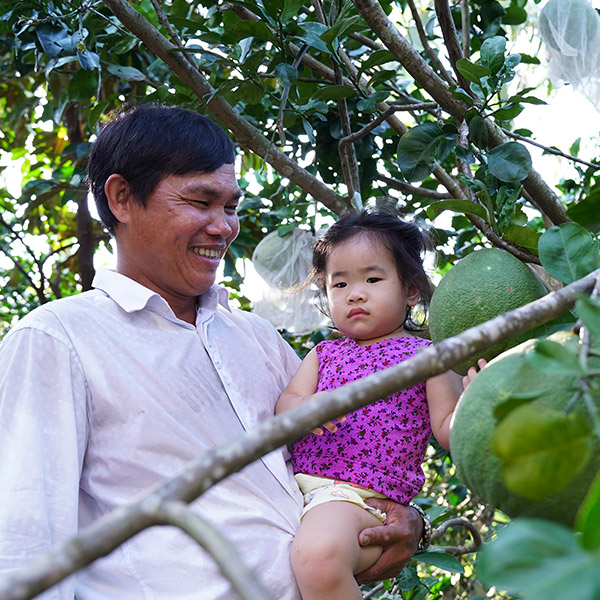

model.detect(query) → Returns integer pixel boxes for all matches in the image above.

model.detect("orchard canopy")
[1,0,599,329]
[2,1,600,599]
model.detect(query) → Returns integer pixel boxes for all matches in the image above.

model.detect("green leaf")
[106,64,146,81]
[493,389,551,422]
[397,124,456,182]
[455,58,491,84]
[567,189,600,233]
[274,63,298,87]
[67,69,99,102]
[468,114,488,149]
[576,469,600,550]
[77,50,100,71]
[576,295,600,341]
[426,199,488,220]
[480,36,506,75]
[320,15,360,45]
[281,0,306,22]
[503,6,528,25]
[311,85,356,101]
[222,20,275,44]
[487,142,532,183]
[501,223,541,254]
[538,223,599,284]
[35,24,70,58]
[492,404,593,501]
[490,103,524,121]
[415,550,464,573]
[358,49,396,74]
[526,340,584,376]
[477,518,600,600]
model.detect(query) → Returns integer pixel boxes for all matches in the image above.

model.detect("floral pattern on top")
[292,336,432,504]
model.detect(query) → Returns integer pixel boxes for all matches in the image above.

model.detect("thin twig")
[406,0,455,86]
[502,129,600,171]
[430,517,482,556]
[158,502,274,600]
[461,0,470,58]
[378,175,453,199]
[339,102,438,149]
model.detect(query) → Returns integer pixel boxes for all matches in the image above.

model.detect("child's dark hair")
[312,211,434,331]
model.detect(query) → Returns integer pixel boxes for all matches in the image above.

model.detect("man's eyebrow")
[182,184,243,201]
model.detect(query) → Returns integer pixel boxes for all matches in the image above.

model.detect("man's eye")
[225,205,239,214]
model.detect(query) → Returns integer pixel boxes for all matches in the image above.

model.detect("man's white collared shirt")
[0,268,302,599]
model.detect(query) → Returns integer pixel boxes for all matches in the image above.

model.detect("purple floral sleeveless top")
[292,336,432,504]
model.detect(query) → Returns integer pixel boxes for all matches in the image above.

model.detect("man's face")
[116,164,241,313]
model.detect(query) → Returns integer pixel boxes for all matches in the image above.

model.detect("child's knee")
[291,535,349,584]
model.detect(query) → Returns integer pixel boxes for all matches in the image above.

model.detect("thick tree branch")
[103,0,352,217]
[433,0,472,91]
[2,268,599,600]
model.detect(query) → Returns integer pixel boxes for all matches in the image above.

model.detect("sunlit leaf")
[538,223,599,284]
[492,404,593,500]
[576,469,600,550]
[477,518,600,600]
[426,199,488,220]
[576,295,600,341]
[415,550,464,573]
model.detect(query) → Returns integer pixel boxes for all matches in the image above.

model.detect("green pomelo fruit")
[429,248,559,375]
[450,331,600,526]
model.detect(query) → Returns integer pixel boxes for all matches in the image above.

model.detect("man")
[0,104,423,599]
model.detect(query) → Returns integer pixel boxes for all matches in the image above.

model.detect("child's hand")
[312,414,346,435]
[462,358,487,390]
[310,392,347,435]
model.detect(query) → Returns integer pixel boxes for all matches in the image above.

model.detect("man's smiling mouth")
[191,247,223,259]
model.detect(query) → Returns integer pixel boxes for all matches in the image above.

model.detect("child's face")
[325,235,419,345]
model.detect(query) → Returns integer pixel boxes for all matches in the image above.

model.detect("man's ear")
[104,174,133,225]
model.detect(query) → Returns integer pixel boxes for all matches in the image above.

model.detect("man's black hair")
[87,104,235,235]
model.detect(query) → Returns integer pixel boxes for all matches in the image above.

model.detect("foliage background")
[1,0,600,598]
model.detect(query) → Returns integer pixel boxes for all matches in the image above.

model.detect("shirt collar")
[92,267,232,315]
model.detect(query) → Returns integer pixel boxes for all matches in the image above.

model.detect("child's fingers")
[462,358,488,389]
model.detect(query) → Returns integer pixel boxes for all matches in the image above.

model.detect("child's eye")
[333,282,347,289]
[366,277,381,284]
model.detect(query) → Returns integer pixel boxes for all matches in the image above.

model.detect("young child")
[276,211,476,600]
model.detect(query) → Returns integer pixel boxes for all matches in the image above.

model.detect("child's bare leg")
[291,501,383,600]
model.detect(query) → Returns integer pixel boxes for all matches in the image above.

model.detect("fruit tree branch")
[103,0,352,217]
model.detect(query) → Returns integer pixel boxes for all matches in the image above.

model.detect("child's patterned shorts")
[295,473,387,523]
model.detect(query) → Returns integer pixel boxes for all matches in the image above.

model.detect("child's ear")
[406,283,420,306]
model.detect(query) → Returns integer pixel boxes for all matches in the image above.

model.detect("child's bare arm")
[427,359,487,450]
[276,348,320,414]
[276,349,345,434]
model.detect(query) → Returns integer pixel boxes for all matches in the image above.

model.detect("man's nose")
[205,210,234,237]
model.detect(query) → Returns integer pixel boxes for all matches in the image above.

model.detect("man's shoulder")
[8,290,105,336]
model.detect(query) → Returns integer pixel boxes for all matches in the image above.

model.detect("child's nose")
[348,288,366,302]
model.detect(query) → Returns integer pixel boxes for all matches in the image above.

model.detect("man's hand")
[354,499,422,584]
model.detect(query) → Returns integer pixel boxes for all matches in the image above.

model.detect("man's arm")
[354,499,424,583]
[0,325,87,598]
